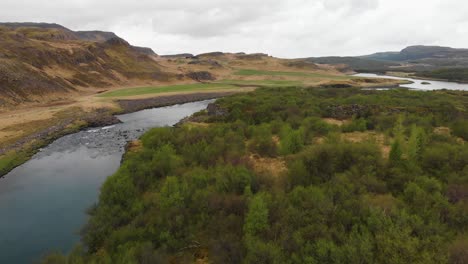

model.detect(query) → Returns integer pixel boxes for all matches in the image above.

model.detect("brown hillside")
[0,23,169,107]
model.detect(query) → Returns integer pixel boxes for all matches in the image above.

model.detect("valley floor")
[0,65,402,176]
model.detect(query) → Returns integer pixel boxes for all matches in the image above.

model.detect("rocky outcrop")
[104,37,130,47]
[197,52,225,57]
[188,59,223,68]
[131,46,157,56]
[235,53,269,60]
[118,92,236,113]
[207,103,228,117]
[161,53,195,59]
[83,109,121,127]
[319,83,353,89]
[283,60,319,70]
[186,71,216,82]
[325,104,373,119]
[74,30,118,42]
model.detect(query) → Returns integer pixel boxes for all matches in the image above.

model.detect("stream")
[354,73,468,91]
[0,100,214,263]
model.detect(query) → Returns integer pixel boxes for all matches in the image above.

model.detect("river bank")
[354,73,468,91]
[0,91,236,177]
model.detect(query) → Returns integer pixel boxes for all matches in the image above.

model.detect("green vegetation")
[99,83,238,98]
[234,69,351,79]
[416,68,468,82]
[45,87,468,263]
[451,120,468,141]
[100,79,308,98]
[217,79,303,87]
[0,150,31,176]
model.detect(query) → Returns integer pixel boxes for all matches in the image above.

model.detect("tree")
[389,139,403,166]
[407,125,426,163]
[249,125,277,157]
[449,237,468,264]
[280,127,304,155]
[451,120,468,141]
[244,194,269,237]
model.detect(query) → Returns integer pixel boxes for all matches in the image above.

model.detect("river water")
[354,73,468,91]
[0,100,213,263]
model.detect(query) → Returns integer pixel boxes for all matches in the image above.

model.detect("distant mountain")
[307,45,468,74]
[0,23,165,106]
[361,45,468,61]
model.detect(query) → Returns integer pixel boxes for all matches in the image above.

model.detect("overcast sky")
[2,0,467,57]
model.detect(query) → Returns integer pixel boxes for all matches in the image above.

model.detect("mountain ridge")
[308,45,468,74]
[361,45,468,61]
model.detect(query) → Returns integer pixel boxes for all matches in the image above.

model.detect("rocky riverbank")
[0,92,236,177]
[117,91,237,113]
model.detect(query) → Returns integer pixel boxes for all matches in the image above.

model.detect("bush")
[451,120,468,141]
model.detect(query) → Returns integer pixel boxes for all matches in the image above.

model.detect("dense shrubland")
[44,87,468,264]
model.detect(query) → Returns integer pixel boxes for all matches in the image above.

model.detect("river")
[0,100,214,263]
[354,73,468,91]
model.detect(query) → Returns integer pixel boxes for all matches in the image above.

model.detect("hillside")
[0,23,169,107]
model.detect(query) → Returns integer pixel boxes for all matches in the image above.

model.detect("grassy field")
[100,79,310,98]
[234,69,352,80]
[217,79,303,87]
[99,83,238,98]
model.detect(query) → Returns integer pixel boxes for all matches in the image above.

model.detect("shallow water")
[354,73,468,91]
[0,100,213,263]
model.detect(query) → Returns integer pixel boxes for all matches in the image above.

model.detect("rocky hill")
[0,23,168,107]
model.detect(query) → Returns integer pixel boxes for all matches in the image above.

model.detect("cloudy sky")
[2,0,467,57]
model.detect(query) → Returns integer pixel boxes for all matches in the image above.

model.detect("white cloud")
[1,0,467,57]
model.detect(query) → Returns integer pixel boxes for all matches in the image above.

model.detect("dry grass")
[248,154,287,179]
[434,127,451,136]
[341,131,390,159]
[183,122,211,129]
[323,118,351,126]
[126,140,143,153]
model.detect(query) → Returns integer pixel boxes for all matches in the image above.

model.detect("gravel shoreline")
[117,91,237,113]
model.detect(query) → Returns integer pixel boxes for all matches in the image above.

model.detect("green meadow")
[234,69,352,79]
[99,83,238,98]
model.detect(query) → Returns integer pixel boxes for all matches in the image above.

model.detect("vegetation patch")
[217,79,303,87]
[0,150,32,176]
[45,87,468,264]
[416,68,468,82]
